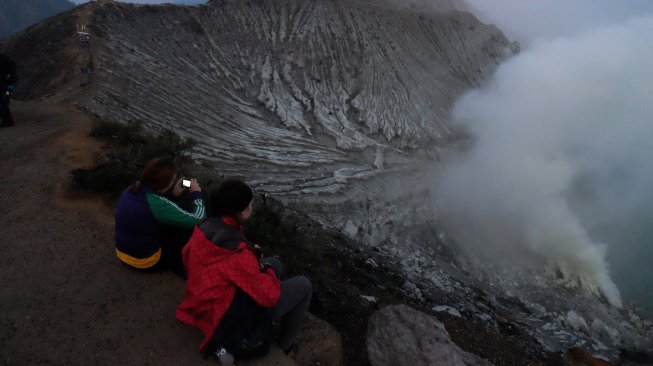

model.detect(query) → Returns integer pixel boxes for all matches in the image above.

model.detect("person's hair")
[210,179,254,218]
[129,157,178,192]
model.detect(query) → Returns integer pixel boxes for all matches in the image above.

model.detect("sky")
[465,0,653,44]
[68,0,653,33]
[435,2,653,310]
[70,0,206,4]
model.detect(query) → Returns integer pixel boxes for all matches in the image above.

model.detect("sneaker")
[283,343,298,359]
[215,347,235,366]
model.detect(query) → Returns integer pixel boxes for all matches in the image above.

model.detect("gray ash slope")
[8,0,652,363]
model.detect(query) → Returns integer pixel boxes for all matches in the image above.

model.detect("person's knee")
[296,275,312,296]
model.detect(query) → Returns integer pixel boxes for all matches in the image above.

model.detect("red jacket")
[176,217,280,349]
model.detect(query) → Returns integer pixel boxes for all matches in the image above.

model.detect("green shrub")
[89,120,147,145]
[72,119,196,193]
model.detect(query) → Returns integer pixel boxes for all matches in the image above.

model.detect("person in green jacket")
[114,156,206,275]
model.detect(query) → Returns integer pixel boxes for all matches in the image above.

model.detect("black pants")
[0,90,13,127]
[157,225,193,277]
[131,226,192,278]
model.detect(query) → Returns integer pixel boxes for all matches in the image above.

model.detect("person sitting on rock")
[114,156,205,275]
[176,179,312,366]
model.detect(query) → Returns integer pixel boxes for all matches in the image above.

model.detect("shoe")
[283,343,298,359]
[215,347,235,366]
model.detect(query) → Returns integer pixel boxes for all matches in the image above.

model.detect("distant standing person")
[177,179,312,366]
[0,52,17,128]
[114,156,206,275]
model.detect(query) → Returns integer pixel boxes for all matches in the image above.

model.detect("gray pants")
[262,257,312,351]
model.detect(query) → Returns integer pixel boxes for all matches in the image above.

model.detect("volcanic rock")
[367,304,493,366]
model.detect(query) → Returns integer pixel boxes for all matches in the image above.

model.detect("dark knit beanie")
[210,179,254,217]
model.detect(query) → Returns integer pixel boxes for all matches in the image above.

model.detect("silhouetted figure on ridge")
[0,52,17,128]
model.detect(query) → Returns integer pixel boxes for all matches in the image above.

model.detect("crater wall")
[76,0,509,246]
[83,1,504,177]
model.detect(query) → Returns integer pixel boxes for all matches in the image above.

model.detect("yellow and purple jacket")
[114,187,205,268]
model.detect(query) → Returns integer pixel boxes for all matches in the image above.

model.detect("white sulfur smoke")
[436,17,653,307]
[464,0,653,44]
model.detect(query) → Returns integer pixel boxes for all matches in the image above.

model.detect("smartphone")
[182,179,192,188]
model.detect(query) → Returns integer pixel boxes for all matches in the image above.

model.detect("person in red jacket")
[177,179,312,366]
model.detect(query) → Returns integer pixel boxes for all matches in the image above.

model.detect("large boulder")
[367,305,493,366]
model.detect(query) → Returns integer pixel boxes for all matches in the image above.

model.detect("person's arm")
[146,191,206,228]
[225,247,281,308]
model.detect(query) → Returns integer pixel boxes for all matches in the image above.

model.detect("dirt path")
[0,101,207,365]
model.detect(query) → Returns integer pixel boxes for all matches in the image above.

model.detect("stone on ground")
[367,304,493,366]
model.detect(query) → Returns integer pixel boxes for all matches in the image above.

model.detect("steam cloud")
[464,0,653,44]
[436,17,653,307]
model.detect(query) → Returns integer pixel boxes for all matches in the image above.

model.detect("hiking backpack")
[203,289,274,359]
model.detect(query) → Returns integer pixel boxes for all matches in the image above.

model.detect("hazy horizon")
[465,0,653,44]
[70,0,206,4]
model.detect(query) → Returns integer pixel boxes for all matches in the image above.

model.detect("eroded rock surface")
[78,0,507,199]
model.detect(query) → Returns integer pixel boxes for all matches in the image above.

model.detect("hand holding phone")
[185,178,201,193]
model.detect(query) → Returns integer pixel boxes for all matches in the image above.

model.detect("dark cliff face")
[0,0,75,39]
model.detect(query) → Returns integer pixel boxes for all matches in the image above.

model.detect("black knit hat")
[210,179,254,217]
